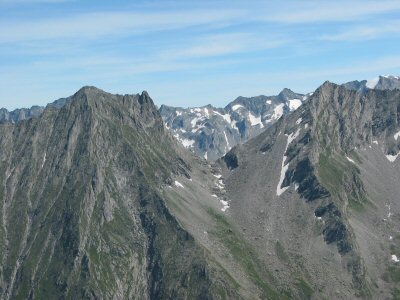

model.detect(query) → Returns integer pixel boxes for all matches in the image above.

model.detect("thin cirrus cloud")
[160,33,288,59]
[0,0,71,3]
[0,10,244,43]
[1,1,399,44]
[0,0,399,109]
[263,1,400,23]
[281,55,400,81]
[321,21,400,41]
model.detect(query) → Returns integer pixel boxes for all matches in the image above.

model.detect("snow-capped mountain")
[343,75,400,92]
[160,88,309,160]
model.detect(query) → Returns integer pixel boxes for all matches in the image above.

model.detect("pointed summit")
[278,88,297,99]
[75,85,107,96]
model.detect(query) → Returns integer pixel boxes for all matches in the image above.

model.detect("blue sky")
[1,0,400,110]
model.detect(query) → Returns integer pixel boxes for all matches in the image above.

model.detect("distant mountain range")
[1,76,400,298]
[343,75,400,92]
[160,75,400,160]
[0,97,69,124]
[2,75,400,162]
[160,88,308,160]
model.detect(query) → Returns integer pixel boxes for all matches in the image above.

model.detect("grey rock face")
[217,81,400,299]
[0,105,44,124]
[0,87,245,299]
[160,89,307,160]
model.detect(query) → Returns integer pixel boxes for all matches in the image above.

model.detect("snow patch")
[386,204,393,218]
[232,104,243,111]
[372,140,378,145]
[211,177,229,211]
[288,99,302,111]
[277,129,300,196]
[204,152,208,160]
[174,181,184,188]
[266,100,272,105]
[296,117,302,125]
[272,103,285,120]
[5,168,14,180]
[181,139,195,148]
[223,131,230,152]
[216,182,224,189]
[192,124,205,132]
[248,112,264,128]
[287,128,300,145]
[383,75,400,80]
[304,124,309,129]
[264,118,272,124]
[214,111,238,130]
[366,77,379,89]
[394,130,400,140]
[392,255,399,263]
[277,164,290,196]
[386,154,399,162]
[41,152,47,168]
[346,156,356,164]
[213,111,230,123]
[220,199,230,212]
[190,117,202,127]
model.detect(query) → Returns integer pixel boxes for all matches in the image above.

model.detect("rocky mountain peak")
[343,75,400,92]
[216,80,400,298]
[278,87,299,100]
[76,85,105,95]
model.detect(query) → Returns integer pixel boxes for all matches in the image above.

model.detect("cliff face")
[0,87,242,299]
[218,82,400,299]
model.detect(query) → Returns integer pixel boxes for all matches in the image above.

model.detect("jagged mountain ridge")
[0,97,69,124]
[2,75,399,163]
[0,86,303,299]
[160,75,400,161]
[0,87,237,299]
[1,79,400,299]
[160,89,307,160]
[216,81,400,299]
